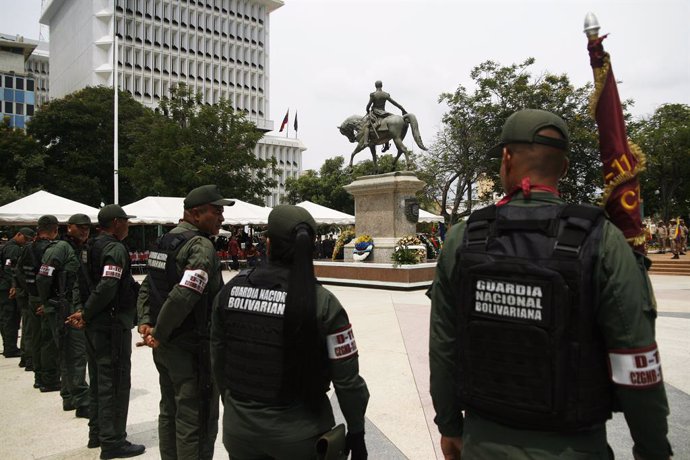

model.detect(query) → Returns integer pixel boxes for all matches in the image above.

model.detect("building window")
[4,101,13,114]
[4,76,13,88]
[27,80,34,92]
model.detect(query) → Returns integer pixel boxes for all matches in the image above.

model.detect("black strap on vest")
[466,204,604,258]
[465,206,496,248]
[553,205,605,258]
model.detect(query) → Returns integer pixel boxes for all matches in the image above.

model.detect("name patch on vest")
[326,324,358,360]
[609,344,663,388]
[473,278,546,323]
[38,264,55,277]
[147,251,167,270]
[179,269,208,294]
[102,265,123,279]
[226,285,286,316]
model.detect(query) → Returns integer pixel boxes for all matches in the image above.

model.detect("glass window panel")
[27,104,34,116]
[5,101,13,113]
[25,92,34,105]
[4,76,13,88]
[27,79,34,91]
[4,89,13,101]
[16,103,24,115]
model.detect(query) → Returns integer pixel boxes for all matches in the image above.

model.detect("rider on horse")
[359,81,407,150]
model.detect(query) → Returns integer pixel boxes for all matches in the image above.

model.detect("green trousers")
[461,412,612,460]
[37,311,60,387]
[222,433,321,460]
[17,295,32,363]
[60,326,90,409]
[85,325,132,451]
[0,290,20,355]
[27,299,43,385]
[153,341,219,460]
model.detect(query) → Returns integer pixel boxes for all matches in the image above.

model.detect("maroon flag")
[279,109,289,132]
[586,19,646,252]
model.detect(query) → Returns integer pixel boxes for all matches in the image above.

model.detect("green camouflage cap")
[18,227,35,238]
[184,185,235,209]
[267,205,317,241]
[68,213,92,225]
[98,204,135,223]
[489,109,569,157]
[37,215,58,227]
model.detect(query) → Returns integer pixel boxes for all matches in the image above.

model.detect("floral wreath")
[332,228,355,260]
[391,235,426,265]
[352,234,374,261]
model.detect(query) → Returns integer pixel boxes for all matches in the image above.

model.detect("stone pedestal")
[343,171,425,264]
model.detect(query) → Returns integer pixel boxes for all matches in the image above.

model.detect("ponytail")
[283,224,323,411]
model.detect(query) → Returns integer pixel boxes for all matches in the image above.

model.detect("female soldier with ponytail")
[211,205,369,459]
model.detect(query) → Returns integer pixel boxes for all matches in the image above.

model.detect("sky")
[2,0,689,171]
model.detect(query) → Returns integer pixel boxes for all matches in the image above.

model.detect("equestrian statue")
[338,80,427,172]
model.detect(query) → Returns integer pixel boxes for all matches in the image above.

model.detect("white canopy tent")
[0,190,100,225]
[418,209,444,223]
[295,201,355,225]
[123,196,271,226]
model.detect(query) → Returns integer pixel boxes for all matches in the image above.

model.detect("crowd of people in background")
[644,218,688,258]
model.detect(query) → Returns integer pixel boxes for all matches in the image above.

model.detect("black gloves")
[346,431,367,460]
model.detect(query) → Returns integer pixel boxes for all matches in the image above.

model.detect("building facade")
[0,33,39,129]
[38,0,304,206]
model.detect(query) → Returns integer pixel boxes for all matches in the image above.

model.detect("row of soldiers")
[1,186,370,460]
[652,219,688,258]
[0,208,146,459]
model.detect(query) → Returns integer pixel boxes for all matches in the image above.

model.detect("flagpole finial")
[584,12,600,39]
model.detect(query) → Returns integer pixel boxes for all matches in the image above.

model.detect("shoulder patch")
[326,324,358,360]
[4,258,12,267]
[608,343,663,388]
[38,264,55,277]
[179,269,209,294]
[102,265,123,279]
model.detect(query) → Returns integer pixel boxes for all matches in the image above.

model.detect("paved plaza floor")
[1,272,688,459]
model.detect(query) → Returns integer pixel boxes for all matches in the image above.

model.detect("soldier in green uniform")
[12,228,36,368]
[36,213,91,416]
[211,205,370,459]
[15,216,62,390]
[0,227,34,358]
[428,109,672,460]
[137,185,231,460]
[66,204,145,459]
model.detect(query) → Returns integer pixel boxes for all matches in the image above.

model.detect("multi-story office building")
[25,41,50,108]
[0,33,39,129]
[39,0,304,206]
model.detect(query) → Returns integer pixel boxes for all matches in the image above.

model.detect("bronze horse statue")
[338,113,427,171]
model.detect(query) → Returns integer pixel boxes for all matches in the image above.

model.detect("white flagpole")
[113,33,119,204]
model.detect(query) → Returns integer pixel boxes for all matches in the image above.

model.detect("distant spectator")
[245,242,258,267]
[656,221,668,254]
[228,235,240,270]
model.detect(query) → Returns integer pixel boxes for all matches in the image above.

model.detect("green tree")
[27,86,149,206]
[0,119,45,205]
[421,58,604,222]
[630,104,690,220]
[125,84,276,205]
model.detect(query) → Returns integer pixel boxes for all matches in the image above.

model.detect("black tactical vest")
[216,268,297,403]
[86,233,134,312]
[456,203,612,431]
[146,230,200,331]
[18,239,54,297]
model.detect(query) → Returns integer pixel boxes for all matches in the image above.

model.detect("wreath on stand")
[391,235,427,266]
[352,234,374,261]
